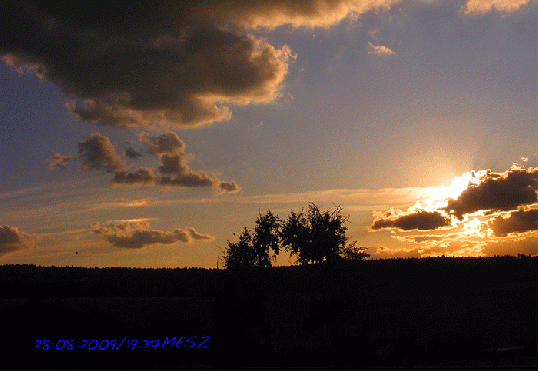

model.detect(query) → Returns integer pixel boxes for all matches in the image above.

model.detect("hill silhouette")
[1,256,536,369]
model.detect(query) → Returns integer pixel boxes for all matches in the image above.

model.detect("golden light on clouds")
[462,0,533,15]
[367,42,395,56]
[461,217,487,237]
[420,171,473,206]
[369,165,538,258]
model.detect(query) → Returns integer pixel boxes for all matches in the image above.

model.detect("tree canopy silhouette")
[222,204,369,269]
[222,211,280,269]
[282,203,369,264]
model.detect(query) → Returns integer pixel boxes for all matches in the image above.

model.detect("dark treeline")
[1,257,536,370]
[0,264,222,298]
[0,255,534,298]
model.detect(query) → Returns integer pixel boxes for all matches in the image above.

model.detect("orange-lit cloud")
[461,0,534,15]
[90,199,153,211]
[191,0,397,29]
[139,132,186,157]
[382,231,488,258]
[481,236,537,257]
[47,153,71,170]
[0,2,296,128]
[92,220,214,249]
[371,210,451,231]
[222,187,425,207]
[2,0,534,130]
[488,208,538,237]
[78,133,126,174]
[367,42,395,56]
[113,168,155,186]
[444,166,537,220]
[0,225,32,255]
[65,132,240,191]
[372,235,538,259]
[369,164,538,258]
[410,235,445,243]
[0,1,413,129]
[139,132,241,192]
[76,132,154,185]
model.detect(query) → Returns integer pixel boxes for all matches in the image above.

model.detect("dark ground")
[1,256,536,370]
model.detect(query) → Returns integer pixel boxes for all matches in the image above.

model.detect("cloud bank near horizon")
[369,164,538,258]
[371,165,537,231]
[92,219,214,249]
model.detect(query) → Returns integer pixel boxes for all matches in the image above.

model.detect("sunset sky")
[1,0,536,268]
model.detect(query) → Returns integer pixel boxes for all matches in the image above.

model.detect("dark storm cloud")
[0,225,29,255]
[1,1,533,129]
[78,133,126,173]
[445,167,538,220]
[371,210,451,231]
[488,208,538,237]
[92,220,213,248]
[47,153,71,169]
[0,1,310,128]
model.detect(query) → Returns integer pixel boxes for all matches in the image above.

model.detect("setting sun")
[421,171,474,206]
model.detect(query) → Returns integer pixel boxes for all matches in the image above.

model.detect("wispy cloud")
[228,187,425,207]
[367,42,395,56]
[89,199,153,211]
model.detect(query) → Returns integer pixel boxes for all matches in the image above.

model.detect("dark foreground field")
[1,256,536,370]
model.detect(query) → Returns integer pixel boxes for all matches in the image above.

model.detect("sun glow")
[424,171,474,201]
[462,217,486,237]
[413,171,474,212]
